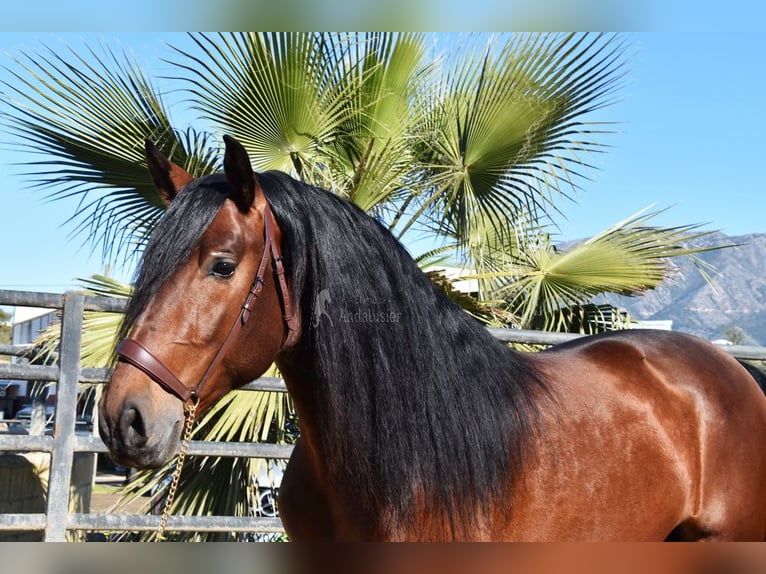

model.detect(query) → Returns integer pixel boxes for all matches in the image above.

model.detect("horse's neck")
[276,349,324,441]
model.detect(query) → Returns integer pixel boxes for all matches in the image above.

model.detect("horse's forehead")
[202,196,261,243]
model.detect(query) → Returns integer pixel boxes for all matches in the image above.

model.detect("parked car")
[15,403,56,423]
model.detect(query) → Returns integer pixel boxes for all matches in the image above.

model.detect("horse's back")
[519,329,766,541]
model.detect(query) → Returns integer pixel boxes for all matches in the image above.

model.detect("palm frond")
[407,33,627,251]
[169,32,428,215]
[169,33,340,177]
[490,208,721,329]
[1,40,217,263]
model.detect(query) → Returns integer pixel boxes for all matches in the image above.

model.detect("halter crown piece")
[115,198,296,405]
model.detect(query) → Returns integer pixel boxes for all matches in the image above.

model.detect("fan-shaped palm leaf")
[1,40,218,262]
[169,32,427,215]
[404,33,626,259]
[169,33,343,178]
[492,208,719,330]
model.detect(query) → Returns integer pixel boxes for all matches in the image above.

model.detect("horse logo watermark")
[313,289,402,327]
[313,288,334,327]
[338,295,402,324]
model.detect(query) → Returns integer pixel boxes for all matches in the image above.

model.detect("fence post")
[44,292,84,541]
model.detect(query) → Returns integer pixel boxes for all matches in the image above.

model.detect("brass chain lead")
[155,398,198,542]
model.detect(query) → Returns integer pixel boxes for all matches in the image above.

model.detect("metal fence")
[0,288,764,542]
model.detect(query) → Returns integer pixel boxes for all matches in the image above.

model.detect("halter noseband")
[115,199,296,404]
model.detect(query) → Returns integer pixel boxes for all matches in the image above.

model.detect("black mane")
[258,171,546,538]
[123,169,546,538]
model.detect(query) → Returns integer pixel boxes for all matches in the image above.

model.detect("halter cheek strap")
[115,200,296,404]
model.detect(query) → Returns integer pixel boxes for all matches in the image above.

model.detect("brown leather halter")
[115,199,296,405]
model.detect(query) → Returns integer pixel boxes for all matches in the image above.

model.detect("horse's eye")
[211,260,236,278]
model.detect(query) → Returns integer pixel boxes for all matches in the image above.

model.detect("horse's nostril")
[119,404,148,448]
[100,391,182,468]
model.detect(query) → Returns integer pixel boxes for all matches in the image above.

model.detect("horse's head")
[99,136,296,468]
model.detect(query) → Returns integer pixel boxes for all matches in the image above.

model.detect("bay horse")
[99,136,766,541]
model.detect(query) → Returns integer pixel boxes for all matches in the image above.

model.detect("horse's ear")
[223,135,256,213]
[144,140,194,206]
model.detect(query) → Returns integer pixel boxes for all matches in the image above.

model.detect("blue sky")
[559,33,766,240]
[1,32,765,293]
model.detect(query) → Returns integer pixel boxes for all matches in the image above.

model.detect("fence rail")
[0,288,764,541]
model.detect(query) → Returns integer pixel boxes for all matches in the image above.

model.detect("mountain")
[595,232,766,345]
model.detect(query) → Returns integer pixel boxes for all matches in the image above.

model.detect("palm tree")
[1,32,716,538]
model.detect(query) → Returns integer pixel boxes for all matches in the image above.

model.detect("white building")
[631,319,674,331]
